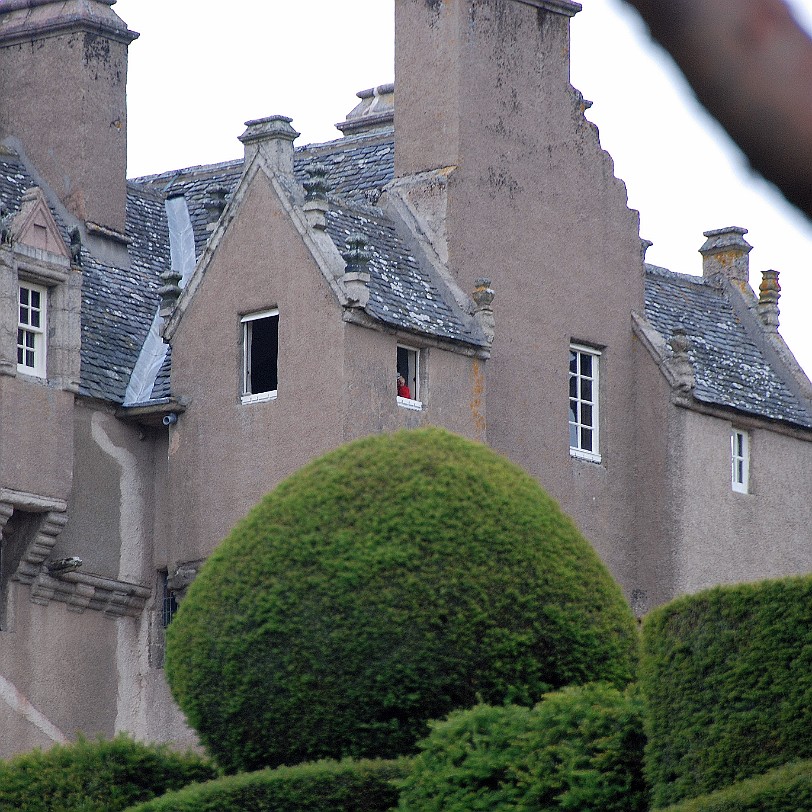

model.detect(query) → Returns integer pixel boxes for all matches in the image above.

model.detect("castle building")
[1,0,810,756]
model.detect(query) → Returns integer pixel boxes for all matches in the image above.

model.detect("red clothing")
[398,383,411,399]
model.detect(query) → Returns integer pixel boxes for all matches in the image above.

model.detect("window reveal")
[241,309,278,403]
[731,429,750,493]
[569,345,600,462]
[397,345,422,409]
[17,283,47,377]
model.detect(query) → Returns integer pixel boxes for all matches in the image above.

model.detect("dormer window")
[17,282,46,378]
[397,344,422,410]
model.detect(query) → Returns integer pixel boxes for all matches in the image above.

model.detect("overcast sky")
[115,0,812,376]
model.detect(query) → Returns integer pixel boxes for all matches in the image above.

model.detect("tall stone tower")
[0,0,137,236]
[391,0,653,599]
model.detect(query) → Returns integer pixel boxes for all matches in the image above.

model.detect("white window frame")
[241,308,278,404]
[569,344,601,463]
[17,282,47,378]
[397,344,422,410]
[731,429,749,494]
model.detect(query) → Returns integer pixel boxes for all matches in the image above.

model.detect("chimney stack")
[0,0,138,236]
[239,115,299,176]
[394,0,581,178]
[699,227,752,284]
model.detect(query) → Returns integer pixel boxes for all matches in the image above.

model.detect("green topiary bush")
[398,683,647,811]
[121,758,410,812]
[641,576,812,807]
[397,703,533,810]
[0,734,215,812]
[166,427,638,772]
[656,759,812,812]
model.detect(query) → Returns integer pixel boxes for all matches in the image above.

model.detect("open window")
[397,345,422,410]
[241,309,278,404]
[731,429,749,493]
[17,282,47,378]
[569,344,601,463]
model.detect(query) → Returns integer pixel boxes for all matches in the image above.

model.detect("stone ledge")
[512,0,582,17]
[29,570,151,617]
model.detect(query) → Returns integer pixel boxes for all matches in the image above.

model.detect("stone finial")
[69,227,82,266]
[699,226,752,284]
[158,267,183,320]
[204,185,230,231]
[239,115,300,174]
[303,162,329,202]
[472,277,495,344]
[0,205,13,244]
[341,232,372,308]
[757,269,781,329]
[303,162,330,230]
[668,327,695,393]
[641,238,653,261]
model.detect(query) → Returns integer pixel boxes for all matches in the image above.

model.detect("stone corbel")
[28,569,151,617]
[167,559,205,602]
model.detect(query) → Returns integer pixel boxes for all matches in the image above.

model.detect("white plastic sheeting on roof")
[123,195,196,406]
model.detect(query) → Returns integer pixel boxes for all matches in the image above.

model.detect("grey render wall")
[166,173,351,565]
[0,584,118,758]
[671,407,812,596]
[166,166,490,569]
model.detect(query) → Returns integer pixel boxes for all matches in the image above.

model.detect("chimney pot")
[239,115,299,175]
[699,226,752,284]
[758,269,781,329]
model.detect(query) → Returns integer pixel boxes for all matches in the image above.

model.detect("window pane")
[581,354,592,377]
[569,423,578,448]
[19,287,28,307]
[31,309,40,329]
[569,351,577,374]
[569,376,577,399]
[569,399,578,422]
[249,315,278,394]
[581,403,592,428]
[580,427,593,451]
[31,289,40,309]
[581,379,592,402]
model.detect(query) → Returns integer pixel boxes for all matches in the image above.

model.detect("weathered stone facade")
[1,0,810,758]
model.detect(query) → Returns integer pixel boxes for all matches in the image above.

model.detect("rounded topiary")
[398,683,647,811]
[122,758,409,812]
[642,576,812,808]
[656,759,812,812]
[166,427,638,772]
[0,734,215,812]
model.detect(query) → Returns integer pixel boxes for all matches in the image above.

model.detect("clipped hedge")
[657,759,812,812]
[641,576,812,807]
[166,428,638,772]
[398,683,647,811]
[122,758,409,812]
[0,734,215,812]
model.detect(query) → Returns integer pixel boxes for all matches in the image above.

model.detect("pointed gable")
[11,187,70,258]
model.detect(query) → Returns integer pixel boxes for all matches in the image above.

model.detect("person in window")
[397,373,411,399]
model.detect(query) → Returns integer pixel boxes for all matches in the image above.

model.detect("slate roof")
[644,264,812,429]
[131,128,482,359]
[3,134,811,431]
